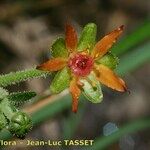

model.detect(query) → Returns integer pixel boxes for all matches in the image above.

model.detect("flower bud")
[9,111,32,139]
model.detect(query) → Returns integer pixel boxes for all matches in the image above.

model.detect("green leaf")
[50,67,71,94]
[0,98,17,120]
[80,72,103,103]
[0,87,9,100]
[96,52,119,70]
[0,111,8,131]
[51,38,68,58]
[8,91,36,106]
[78,23,97,51]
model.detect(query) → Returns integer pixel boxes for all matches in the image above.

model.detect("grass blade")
[112,20,150,55]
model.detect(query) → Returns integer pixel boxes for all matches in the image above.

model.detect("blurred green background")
[0,0,149,150]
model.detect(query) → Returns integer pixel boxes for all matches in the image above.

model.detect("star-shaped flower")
[36,23,127,113]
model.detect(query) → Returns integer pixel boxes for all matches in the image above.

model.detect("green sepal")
[0,111,8,131]
[8,91,36,107]
[8,111,33,139]
[80,72,103,103]
[50,67,71,94]
[51,38,68,58]
[78,23,97,51]
[96,52,119,70]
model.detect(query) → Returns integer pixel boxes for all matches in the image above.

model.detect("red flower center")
[68,53,94,76]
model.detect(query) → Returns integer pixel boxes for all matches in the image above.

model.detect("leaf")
[0,87,9,100]
[0,111,7,131]
[51,38,68,58]
[80,72,103,103]
[50,67,71,94]
[78,23,97,51]
[8,91,36,106]
[0,98,17,120]
[96,52,119,70]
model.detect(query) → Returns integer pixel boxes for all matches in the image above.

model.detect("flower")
[36,23,127,113]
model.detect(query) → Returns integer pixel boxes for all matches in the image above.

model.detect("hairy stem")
[0,68,49,87]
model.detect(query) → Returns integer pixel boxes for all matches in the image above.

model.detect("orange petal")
[65,23,78,53]
[69,77,81,113]
[91,25,124,59]
[94,64,127,92]
[36,57,67,72]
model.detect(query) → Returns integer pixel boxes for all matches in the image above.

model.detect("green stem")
[0,68,49,87]
[62,101,86,140]
[31,94,72,125]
